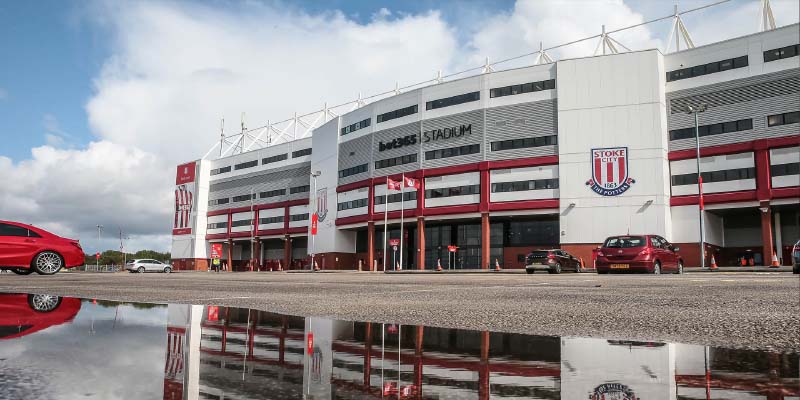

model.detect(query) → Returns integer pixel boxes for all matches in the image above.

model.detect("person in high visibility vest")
[211,257,221,273]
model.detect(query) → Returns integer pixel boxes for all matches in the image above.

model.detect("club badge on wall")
[316,187,328,222]
[586,147,635,196]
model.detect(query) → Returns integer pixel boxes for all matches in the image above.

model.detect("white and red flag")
[403,176,420,189]
[387,178,401,191]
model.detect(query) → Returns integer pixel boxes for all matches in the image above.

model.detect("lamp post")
[686,104,707,268]
[310,170,321,271]
[96,224,103,270]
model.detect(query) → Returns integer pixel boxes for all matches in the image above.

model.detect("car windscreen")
[603,236,646,248]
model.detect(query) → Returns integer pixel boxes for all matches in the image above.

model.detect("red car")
[0,220,84,275]
[0,293,82,340]
[595,235,684,274]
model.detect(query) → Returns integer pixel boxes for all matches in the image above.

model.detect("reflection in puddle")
[0,293,797,399]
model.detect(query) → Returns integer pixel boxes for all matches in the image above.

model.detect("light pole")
[686,104,707,268]
[310,170,321,271]
[96,224,103,270]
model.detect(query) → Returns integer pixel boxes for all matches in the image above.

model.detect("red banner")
[387,178,401,191]
[389,239,400,246]
[403,176,420,189]
[311,213,318,235]
[210,243,223,259]
[447,245,458,252]
[175,162,196,185]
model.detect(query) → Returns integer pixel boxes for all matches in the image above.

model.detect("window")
[490,135,557,151]
[425,91,480,110]
[207,222,228,229]
[260,189,286,198]
[669,118,753,141]
[490,79,556,98]
[341,118,371,136]
[374,191,417,205]
[290,185,310,194]
[491,178,559,193]
[262,154,288,165]
[230,219,252,227]
[425,184,480,199]
[337,198,368,211]
[767,111,800,127]
[234,160,258,170]
[292,148,312,158]
[764,44,799,62]
[210,166,231,176]
[671,167,756,186]
[507,219,559,246]
[259,216,284,224]
[339,164,369,178]
[377,105,418,123]
[290,213,309,221]
[208,198,230,206]
[770,162,800,177]
[603,236,646,248]
[666,55,749,82]
[0,223,33,237]
[375,154,417,170]
[232,194,256,202]
[425,144,480,160]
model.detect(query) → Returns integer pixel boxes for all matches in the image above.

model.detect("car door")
[659,236,679,270]
[151,260,164,271]
[0,223,39,267]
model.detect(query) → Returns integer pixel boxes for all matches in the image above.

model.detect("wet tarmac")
[0,292,797,399]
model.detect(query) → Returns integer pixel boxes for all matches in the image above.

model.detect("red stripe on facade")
[606,161,614,185]
[754,148,772,201]
[488,199,559,211]
[205,233,229,240]
[424,204,479,216]
[594,157,602,184]
[207,209,228,216]
[286,226,307,234]
[336,214,371,226]
[670,190,757,206]
[668,135,800,161]
[772,186,800,199]
[618,155,625,182]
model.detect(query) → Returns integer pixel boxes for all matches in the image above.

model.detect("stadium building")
[170,22,799,271]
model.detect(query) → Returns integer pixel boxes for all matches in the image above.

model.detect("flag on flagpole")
[403,176,420,189]
[387,178,401,191]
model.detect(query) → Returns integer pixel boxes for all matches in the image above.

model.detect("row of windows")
[770,162,800,177]
[207,222,228,229]
[259,216,284,224]
[208,198,230,206]
[292,148,312,158]
[235,160,258,170]
[290,185,310,194]
[341,118,371,136]
[210,166,232,176]
[669,118,753,141]
[671,167,756,186]
[260,189,286,198]
[666,55,748,82]
[230,219,253,227]
[764,44,799,62]
[767,111,800,127]
[491,178,559,193]
[290,213,309,221]
[232,194,255,202]
[425,144,480,161]
[338,198,368,211]
[490,135,557,152]
[263,153,288,165]
[377,105,418,124]
[374,191,417,205]
[425,184,480,199]
[426,91,480,111]
[339,164,369,178]
[375,154,417,170]
[490,79,555,98]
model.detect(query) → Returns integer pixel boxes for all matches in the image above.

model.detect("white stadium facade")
[170,19,799,272]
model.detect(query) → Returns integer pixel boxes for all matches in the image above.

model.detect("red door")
[0,223,39,268]
[657,236,677,271]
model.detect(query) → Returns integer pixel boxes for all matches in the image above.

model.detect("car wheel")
[33,251,63,275]
[163,267,172,274]
[137,267,145,273]
[27,294,62,312]
[576,261,584,273]
[653,261,661,275]
[676,261,684,274]
[11,268,35,275]
[551,263,562,274]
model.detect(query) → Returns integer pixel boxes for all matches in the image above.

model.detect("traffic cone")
[748,257,754,266]
[579,257,585,272]
[770,251,780,268]
[396,261,402,271]
[709,255,718,271]
[740,257,747,266]
[277,261,282,271]
[314,260,320,271]
[436,258,442,271]
[494,258,501,271]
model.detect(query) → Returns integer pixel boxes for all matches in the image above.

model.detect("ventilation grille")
[670,76,800,114]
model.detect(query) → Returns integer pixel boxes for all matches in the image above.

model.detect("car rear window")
[603,236,646,248]
[528,251,550,258]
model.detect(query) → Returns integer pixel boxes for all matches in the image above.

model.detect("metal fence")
[74,265,123,273]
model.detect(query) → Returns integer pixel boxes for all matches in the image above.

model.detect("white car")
[125,259,172,273]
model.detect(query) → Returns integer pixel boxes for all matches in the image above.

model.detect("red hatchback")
[595,235,684,274]
[0,220,85,275]
[0,293,82,340]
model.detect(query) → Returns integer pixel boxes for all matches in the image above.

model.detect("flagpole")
[399,173,404,271]
[383,177,388,273]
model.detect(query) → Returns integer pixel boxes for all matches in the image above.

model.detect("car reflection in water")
[0,293,81,340]
[0,294,798,400]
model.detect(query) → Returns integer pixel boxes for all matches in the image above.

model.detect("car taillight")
[597,251,604,257]
[639,248,652,256]
[547,253,555,259]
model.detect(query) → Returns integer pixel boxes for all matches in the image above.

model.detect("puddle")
[0,293,798,399]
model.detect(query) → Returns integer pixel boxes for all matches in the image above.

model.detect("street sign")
[210,243,223,259]
[447,245,458,252]
[389,239,400,246]
[95,252,100,260]
[207,306,219,321]
[307,332,314,354]
[392,245,398,251]
[311,213,318,235]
